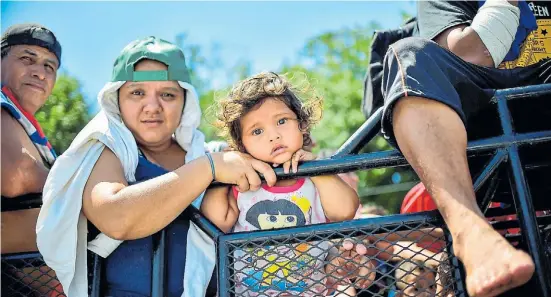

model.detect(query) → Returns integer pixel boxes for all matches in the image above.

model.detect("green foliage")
[282,24,379,150]
[35,74,90,154]
[198,88,226,143]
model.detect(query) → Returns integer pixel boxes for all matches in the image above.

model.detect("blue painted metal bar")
[467,131,551,152]
[480,173,502,213]
[151,230,166,297]
[90,254,102,297]
[473,148,508,192]
[473,148,507,211]
[495,91,551,297]
[496,91,515,136]
[217,233,231,297]
[333,84,551,158]
[493,83,551,101]
[508,145,551,297]
[333,107,383,157]
[185,206,224,240]
[204,130,551,191]
[0,252,42,261]
[220,211,444,246]
[212,130,551,187]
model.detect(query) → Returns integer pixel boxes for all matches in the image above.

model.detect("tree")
[35,74,90,154]
[284,24,378,150]
[198,60,254,142]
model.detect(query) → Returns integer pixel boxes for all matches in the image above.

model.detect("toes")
[477,272,513,297]
[510,253,535,286]
[468,253,535,297]
[467,267,509,297]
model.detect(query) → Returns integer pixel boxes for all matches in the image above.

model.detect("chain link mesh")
[220,217,464,297]
[1,253,65,297]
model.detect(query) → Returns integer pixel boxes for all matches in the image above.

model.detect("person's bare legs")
[392,97,535,297]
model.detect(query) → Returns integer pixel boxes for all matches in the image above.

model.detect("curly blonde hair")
[213,72,323,152]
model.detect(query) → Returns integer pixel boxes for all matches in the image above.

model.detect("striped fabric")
[1,86,56,165]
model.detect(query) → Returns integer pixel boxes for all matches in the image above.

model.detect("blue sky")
[2,1,415,113]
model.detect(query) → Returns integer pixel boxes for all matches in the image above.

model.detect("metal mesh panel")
[219,214,465,297]
[1,253,65,297]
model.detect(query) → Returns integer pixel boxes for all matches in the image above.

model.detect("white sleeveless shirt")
[232,178,330,296]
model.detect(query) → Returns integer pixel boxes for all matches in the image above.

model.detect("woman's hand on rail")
[210,152,277,192]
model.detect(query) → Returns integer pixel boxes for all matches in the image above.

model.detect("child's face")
[240,98,304,164]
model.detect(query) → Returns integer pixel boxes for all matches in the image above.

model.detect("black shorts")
[381,37,550,147]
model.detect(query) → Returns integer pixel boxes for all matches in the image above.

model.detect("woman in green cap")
[36,36,277,297]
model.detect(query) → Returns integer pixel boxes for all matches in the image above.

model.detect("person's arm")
[200,186,239,233]
[433,25,495,67]
[419,1,519,67]
[1,109,49,197]
[83,148,276,240]
[311,175,359,222]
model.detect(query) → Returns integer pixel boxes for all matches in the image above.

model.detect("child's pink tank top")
[232,178,330,296]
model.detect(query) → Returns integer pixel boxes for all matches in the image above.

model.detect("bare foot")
[453,216,535,297]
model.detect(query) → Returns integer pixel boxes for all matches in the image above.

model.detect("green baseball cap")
[111,36,191,83]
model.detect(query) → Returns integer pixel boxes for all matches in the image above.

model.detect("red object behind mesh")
[400,183,443,253]
[401,182,548,251]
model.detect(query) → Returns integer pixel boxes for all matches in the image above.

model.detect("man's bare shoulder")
[1,109,49,197]
[1,108,21,131]
[1,109,42,160]
[2,108,29,140]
